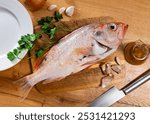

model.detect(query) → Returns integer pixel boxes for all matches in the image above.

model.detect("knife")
[89,68,150,107]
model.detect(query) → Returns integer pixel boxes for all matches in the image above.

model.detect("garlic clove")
[105,63,112,75]
[48,4,58,11]
[100,63,112,75]
[59,7,66,14]
[65,6,75,17]
[111,64,122,74]
[101,76,113,88]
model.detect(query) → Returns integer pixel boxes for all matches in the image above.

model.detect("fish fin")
[14,76,33,101]
[33,52,48,71]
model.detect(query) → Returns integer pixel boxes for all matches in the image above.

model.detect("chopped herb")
[13,49,21,56]
[7,34,40,61]
[41,22,50,30]
[40,23,57,39]
[38,11,62,25]
[7,52,16,61]
[35,48,44,58]
[49,27,57,39]
[54,11,63,21]
[18,39,25,46]
[29,34,41,42]
[41,22,50,33]
[38,18,45,25]
[38,11,65,38]
[24,41,33,50]
[46,16,54,22]
[38,16,54,25]
[17,46,24,51]
[35,33,42,39]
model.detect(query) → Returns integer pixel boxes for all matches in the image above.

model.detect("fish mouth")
[95,40,112,53]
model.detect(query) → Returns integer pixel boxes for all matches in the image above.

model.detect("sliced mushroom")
[101,76,113,88]
[111,64,122,74]
[115,56,121,65]
[59,7,66,14]
[48,4,58,11]
[65,6,75,17]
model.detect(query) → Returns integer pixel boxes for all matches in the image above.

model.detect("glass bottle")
[124,40,149,65]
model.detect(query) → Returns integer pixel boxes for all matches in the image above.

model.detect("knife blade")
[89,68,150,107]
[89,86,125,107]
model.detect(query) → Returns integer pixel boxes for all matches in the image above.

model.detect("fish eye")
[108,23,117,31]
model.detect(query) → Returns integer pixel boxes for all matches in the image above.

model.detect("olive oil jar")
[124,40,149,65]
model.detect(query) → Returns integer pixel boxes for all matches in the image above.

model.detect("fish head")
[92,22,128,49]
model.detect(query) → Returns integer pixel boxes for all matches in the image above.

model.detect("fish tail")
[14,76,33,100]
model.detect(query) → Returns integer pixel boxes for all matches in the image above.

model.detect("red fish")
[16,22,128,98]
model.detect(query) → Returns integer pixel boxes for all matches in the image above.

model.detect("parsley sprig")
[7,11,71,61]
[7,34,41,61]
[38,11,64,39]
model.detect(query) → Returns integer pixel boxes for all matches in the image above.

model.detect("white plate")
[0,0,33,71]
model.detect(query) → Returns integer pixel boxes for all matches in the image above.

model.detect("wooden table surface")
[0,0,150,107]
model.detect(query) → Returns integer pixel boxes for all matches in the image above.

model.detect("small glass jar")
[124,40,149,65]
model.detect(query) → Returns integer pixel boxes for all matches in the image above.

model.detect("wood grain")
[0,77,129,107]
[0,55,31,79]
[0,0,149,107]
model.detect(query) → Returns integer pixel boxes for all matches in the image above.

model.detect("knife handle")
[121,68,150,95]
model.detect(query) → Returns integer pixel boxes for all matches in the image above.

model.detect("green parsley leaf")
[49,27,57,39]
[46,16,54,22]
[41,22,50,33]
[38,18,45,25]
[24,41,33,50]
[18,39,25,46]
[28,34,37,42]
[54,11,63,21]
[35,48,44,58]
[13,49,21,56]
[17,46,24,51]
[7,52,16,61]
[38,16,54,25]
[35,33,42,39]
